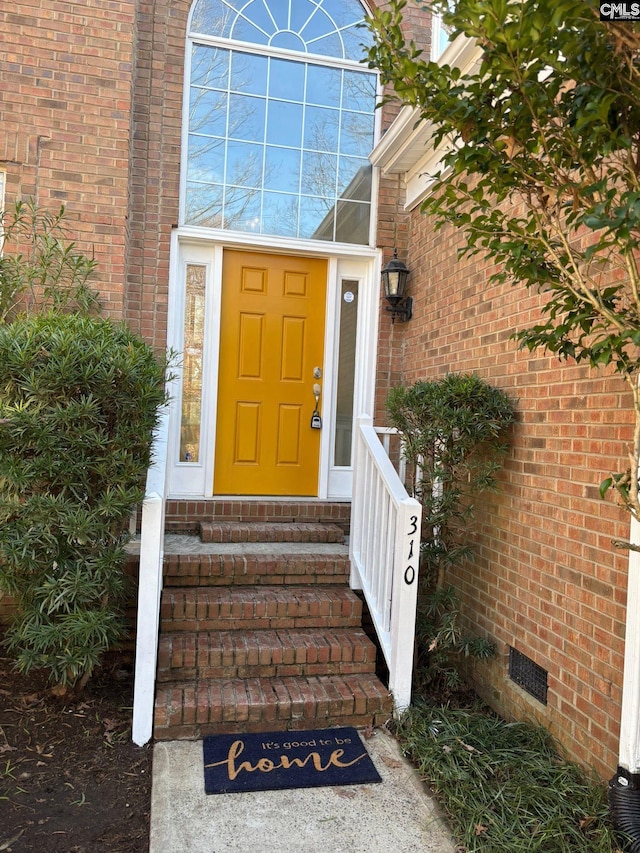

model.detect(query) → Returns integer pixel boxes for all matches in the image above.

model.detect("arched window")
[184,0,377,244]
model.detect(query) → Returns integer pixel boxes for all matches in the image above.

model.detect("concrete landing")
[150,727,457,853]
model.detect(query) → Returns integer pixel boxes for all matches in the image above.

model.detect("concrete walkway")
[150,727,457,853]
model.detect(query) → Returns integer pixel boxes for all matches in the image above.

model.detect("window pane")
[262,191,299,236]
[226,140,263,188]
[191,0,232,37]
[306,32,342,58]
[190,88,227,136]
[299,195,333,240]
[180,264,206,463]
[231,17,269,44]
[335,200,369,244]
[300,8,333,41]
[339,111,375,157]
[223,187,262,231]
[338,159,371,199]
[269,57,305,102]
[301,151,337,197]
[306,65,341,108]
[237,0,275,38]
[230,52,267,95]
[191,45,229,89]
[187,135,225,183]
[267,101,303,146]
[228,93,266,142]
[304,106,339,152]
[185,182,224,227]
[341,28,370,62]
[290,0,318,33]
[268,0,290,31]
[320,0,362,30]
[264,146,301,192]
[342,70,377,113]
[334,279,359,466]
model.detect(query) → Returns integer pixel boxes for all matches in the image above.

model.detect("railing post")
[131,411,169,746]
[388,498,421,713]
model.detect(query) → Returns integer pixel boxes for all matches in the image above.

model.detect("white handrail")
[350,415,421,713]
[132,407,170,746]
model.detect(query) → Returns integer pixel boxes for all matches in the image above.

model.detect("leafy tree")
[366,0,640,524]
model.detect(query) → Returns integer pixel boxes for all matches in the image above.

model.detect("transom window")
[185,0,378,244]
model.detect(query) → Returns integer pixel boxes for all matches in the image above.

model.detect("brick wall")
[125,0,188,350]
[0,0,136,318]
[390,202,633,778]
[373,1,432,422]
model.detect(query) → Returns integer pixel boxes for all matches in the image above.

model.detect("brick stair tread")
[157,627,377,681]
[199,521,345,544]
[162,548,351,587]
[165,499,351,530]
[154,673,393,738]
[160,586,362,631]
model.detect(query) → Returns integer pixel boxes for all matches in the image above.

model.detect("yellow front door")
[214,250,327,496]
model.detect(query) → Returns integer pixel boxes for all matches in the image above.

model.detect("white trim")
[619,516,640,773]
[369,34,482,209]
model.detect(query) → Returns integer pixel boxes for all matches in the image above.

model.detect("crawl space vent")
[509,647,548,705]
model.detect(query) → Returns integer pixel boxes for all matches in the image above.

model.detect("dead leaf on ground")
[474,823,488,836]
[335,788,357,799]
[0,725,16,754]
[381,755,403,769]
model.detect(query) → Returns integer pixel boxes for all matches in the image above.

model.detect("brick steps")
[160,586,363,632]
[199,521,345,544]
[157,628,377,681]
[153,504,393,738]
[154,674,392,739]
[164,499,351,534]
[163,549,351,587]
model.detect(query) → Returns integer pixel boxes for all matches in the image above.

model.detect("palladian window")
[185,0,377,244]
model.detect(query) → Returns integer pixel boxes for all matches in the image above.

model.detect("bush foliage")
[387,373,515,689]
[0,311,167,688]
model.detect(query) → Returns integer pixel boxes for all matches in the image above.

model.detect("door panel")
[214,250,327,495]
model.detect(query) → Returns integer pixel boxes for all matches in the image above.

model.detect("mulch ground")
[0,637,152,853]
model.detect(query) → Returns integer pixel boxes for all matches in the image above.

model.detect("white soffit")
[370,33,482,209]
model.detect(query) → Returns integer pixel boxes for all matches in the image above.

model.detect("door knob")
[313,383,321,398]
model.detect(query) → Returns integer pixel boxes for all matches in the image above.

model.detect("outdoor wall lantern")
[381,249,412,323]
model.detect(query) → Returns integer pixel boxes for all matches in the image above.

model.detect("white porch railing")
[349,415,421,713]
[131,408,170,746]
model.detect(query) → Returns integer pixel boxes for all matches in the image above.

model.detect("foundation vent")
[509,647,548,705]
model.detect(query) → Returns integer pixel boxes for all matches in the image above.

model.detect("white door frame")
[165,228,381,500]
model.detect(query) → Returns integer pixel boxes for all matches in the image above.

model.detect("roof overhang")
[369,34,483,209]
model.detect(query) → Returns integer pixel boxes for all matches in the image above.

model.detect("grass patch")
[396,702,624,852]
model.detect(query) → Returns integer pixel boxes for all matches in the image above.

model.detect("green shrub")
[0,200,99,322]
[387,373,515,690]
[0,311,167,689]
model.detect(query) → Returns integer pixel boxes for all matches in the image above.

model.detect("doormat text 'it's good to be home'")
[203,727,382,794]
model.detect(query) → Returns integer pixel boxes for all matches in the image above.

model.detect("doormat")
[203,727,382,794]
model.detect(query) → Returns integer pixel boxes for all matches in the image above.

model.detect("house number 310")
[404,515,418,585]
